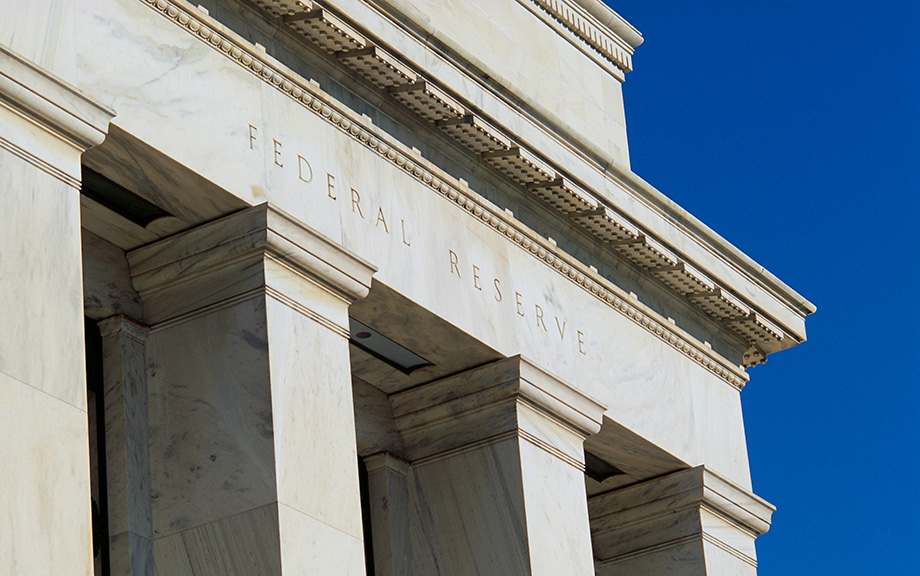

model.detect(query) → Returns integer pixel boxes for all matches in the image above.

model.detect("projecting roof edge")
[137,0,753,388]
[570,0,643,48]
[607,163,817,321]
[150,0,812,368]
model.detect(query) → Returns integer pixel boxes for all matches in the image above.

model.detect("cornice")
[528,0,638,73]
[233,2,806,367]
[137,0,756,388]
[0,45,113,151]
[569,0,643,48]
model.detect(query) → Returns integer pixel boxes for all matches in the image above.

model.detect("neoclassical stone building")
[0,0,814,574]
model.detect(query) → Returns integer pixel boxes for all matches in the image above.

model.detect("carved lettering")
[249,124,258,149]
[535,304,547,332]
[273,139,283,167]
[298,155,313,183]
[351,188,365,218]
[401,219,411,247]
[515,292,525,317]
[327,173,337,200]
[555,317,566,341]
[376,207,389,233]
[494,278,502,302]
[449,250,461,278]
[578,331,586,355]
[472,265,482,291]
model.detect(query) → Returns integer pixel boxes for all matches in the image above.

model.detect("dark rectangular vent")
[81,167,172,228]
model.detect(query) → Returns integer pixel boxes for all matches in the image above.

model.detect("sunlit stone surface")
[0,1,813,574]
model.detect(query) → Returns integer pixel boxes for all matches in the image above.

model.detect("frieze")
[138,0,749,389]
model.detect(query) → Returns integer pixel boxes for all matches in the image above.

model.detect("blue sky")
[603,1,919,574]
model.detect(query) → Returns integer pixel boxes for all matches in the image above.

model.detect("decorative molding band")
[0,45,113,151]
[265,283,350,339]
[702,530,758,568]
[147,287,264,333]
[529,0,635,73]
[594,533,701,567]
[138,0,750,389]
[0,132,81,189]
[519,427,585,471]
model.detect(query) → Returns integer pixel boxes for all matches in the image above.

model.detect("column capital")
[589,465,775,573]
[0,45,114,188]
[128,203,377,324]
[97,315,149,343]
[364,452,410,477]
[0,45,113,150]
[391,355,606,464]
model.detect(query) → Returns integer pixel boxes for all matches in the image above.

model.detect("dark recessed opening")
[81,167,172,228]
[584,451,626,483]
[348,318,432,374]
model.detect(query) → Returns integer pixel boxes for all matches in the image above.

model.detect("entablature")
[136,0,812,381]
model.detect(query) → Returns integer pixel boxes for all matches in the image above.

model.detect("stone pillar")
[127,204,376,575]
[98,316,154,575]
[589,466,774,576]
[391,356,605,576]
[0,46,112,574]
[363,452,413,576]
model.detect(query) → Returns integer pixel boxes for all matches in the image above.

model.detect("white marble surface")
[589,466,771,575]
[72,0,812,350]
[397,357,599,575]
[0,149,85,407]
[65,0,758,485]
[266,295,364,539]
[0,40,114,573]
[132,201,374,573]
[0,0,77,85]
[277,503,367,576]
[0,371,94,575]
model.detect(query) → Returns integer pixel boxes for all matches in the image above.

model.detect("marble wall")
[0,43,112,575]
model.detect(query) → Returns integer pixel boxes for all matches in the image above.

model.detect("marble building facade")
[0,0,814,574]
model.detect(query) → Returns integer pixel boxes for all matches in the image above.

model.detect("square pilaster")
[127,203,376,575]
[391,356,606,576]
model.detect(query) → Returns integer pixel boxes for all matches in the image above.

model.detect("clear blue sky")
[603,1,919,574]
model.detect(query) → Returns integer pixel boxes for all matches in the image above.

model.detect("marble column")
[363,452,413,576]
[589,466,774,576]
[127,204,376,575]
[0,45,113,574]
[98,316,154,575]
[391,356,606,576]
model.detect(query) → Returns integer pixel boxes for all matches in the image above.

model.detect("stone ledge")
[0,44,113,150]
